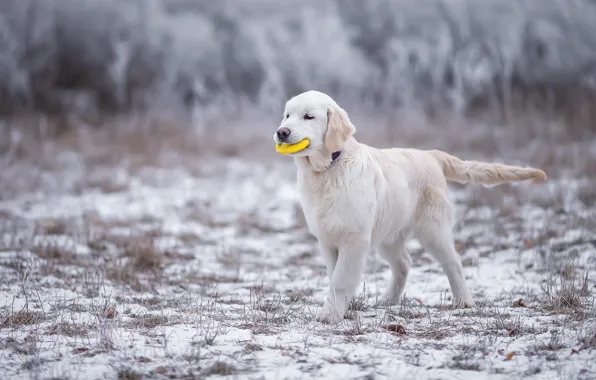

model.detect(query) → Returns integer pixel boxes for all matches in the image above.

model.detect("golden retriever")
[273,90,547,324]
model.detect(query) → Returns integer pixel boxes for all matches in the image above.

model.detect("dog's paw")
[381,291,402,307]
[454,298,475,309]
[315,305,344,324]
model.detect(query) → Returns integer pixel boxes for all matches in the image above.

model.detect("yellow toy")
[275,138,310,155]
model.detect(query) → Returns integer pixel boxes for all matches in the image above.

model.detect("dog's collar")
[323,150,341,170]
[331,151,341,162]
[310,150,342,172]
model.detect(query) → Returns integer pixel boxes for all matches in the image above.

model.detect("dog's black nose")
[276,127,291,141]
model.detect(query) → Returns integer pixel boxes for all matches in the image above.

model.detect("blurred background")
[2,0,596,186]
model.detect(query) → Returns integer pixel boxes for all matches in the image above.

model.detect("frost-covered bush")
[0,0,595,121]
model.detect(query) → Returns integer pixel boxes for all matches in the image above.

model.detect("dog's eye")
[304,113,314,120]
[286,114,289,119]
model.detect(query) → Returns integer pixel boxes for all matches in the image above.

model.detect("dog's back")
[372,145,546,188]
[357,143,547,241]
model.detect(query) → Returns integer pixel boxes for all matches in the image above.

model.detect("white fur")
[273,90,546,324]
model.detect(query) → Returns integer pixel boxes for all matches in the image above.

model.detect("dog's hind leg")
[414,190,474,308]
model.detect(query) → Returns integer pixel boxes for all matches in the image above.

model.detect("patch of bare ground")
[122,314,181,329]
[117,368,142,380]
[94,231,179,293]
[175,273,241,286]
[532,332,567,354]
[32,242,77,264]
[201,361,237,377]
[235,292,308,335]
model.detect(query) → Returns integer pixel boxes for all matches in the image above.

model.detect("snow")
[0,153,594,380]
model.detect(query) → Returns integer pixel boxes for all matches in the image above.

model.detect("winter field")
[0,112,595,380]
[2,0,596,379]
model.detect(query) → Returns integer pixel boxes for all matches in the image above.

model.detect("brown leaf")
[571,349,580,355]
[137,356,152,363]
[72,347,89,354]
[523,239,534,249]
[385,324,406,335]
[42,219,67,235]
[104,306,117,319]
[512,298,526,307]
[454,241,465,253]
[505,351,515,361]
[415,298,423,305]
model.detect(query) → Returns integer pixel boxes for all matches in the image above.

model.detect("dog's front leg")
[316,238,368,324]
[319,241,338,279]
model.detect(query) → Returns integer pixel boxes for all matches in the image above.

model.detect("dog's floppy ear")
[325,106,356,152]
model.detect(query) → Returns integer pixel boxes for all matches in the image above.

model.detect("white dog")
[273,90,547,324]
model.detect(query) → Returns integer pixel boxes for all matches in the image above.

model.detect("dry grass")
[579,332,596,351]
[45,322,89,337]
[117,369,142,380]
[96,233,169,292]
[201,361,237,377]
[0,113,595,379]
[32,243,77,264]
[541,264,590,314]
[120,237,164,272]
[534,333,566,353]
[1,309,46,329]
[1,197,594,378]
[39,219,68,235]
[122,314,179,330]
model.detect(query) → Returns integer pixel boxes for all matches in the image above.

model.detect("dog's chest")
[296,170,372,237]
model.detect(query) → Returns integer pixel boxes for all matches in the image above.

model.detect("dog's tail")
[428,150,547,186]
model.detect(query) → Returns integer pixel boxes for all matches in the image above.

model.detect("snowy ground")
[0,128,595,380]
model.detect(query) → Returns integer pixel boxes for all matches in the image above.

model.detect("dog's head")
[273,91,356,157]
